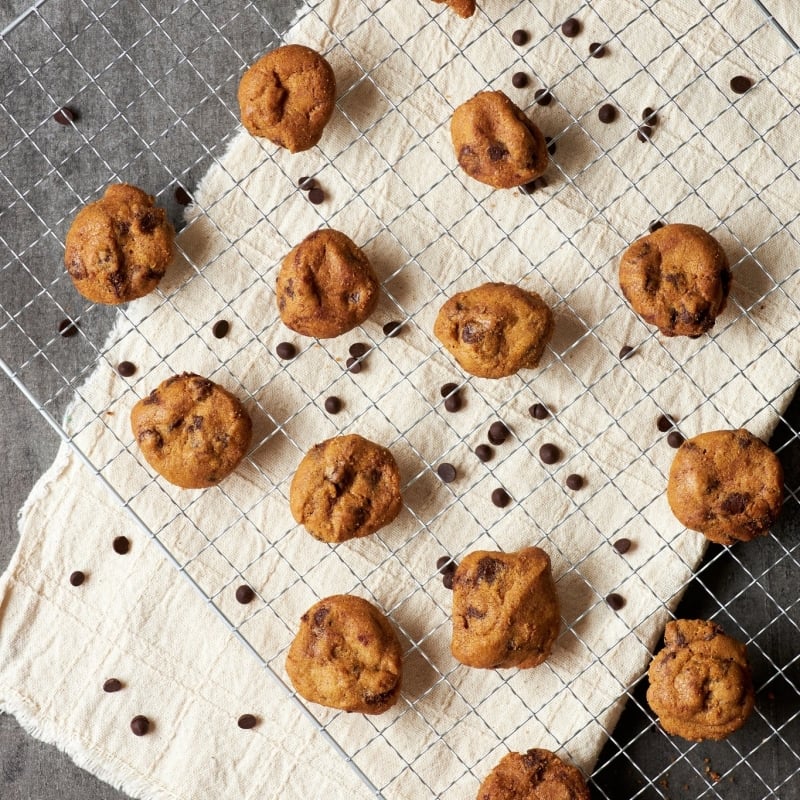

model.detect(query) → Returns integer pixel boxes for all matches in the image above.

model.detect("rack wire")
[1,0,799,798]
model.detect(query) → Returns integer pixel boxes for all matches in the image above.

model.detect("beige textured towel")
[2,1,799,798]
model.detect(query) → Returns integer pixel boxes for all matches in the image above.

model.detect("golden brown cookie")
[238,44,336,153]
[286,595,403,714]
[451,91,548,188]
[451,547,560,669]
[290,434,402,543]
[277,229,380,339]
[476,748,590,800]
[434,282,553,379]
[64,184,174,304]
[432,0,476,18]
[667,429,783,545]
[130,373,252,489]
[647,619,755,741]
[619,223,731,337]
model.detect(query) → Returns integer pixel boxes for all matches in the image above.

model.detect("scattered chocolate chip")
[730,75,753,94]
[656,414,674,432]
[308,187,324,205]
[53,107,76,125]
[349,342,368,358]
[589,42,606,58]
[649,219,665,233]
[237,714,257,729]
[345,356,362,373]
[130,715,150,736]
[324,396,341,414]
[298,176,317,190]
[566,474,584,490]
[512,29,529,46]
[521,177,548,194]
[598,103,617,124]
[642,107,658,124]
[69,570,85,587]
[58,318,78,337]
[444,393,462,413]
[383,320,402,337]
[606,593,625,610]
[276,342,296,360]
[667,431,685,448]
[619,345,634,360]
[491,487,511,508]
[511,72,529,89]
[174,185,192,205]
[437,463,457,483]
[539,443,560,465]
[545,136,556,155]
[212,319,230,339]
[488,421,510,445]
[442,571,454,590]
[117,361,136,377]
[440,382,458,398]
[613,538,632,555]
[561,18,581,37]
[637,125,653,142]
[530,403,550,420]
[103,678,122,693]
[534,89,552,106]
[236,585,255,604]
[475,444,493,462]
[437,555,452,571]
[113,536,130,555]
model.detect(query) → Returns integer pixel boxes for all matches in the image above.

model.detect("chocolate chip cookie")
[647,619,755,741]
[434,282,553,379]
[451,547,560,669]
[286,595,403,714]
[290,434,403,543]
[477,749,590,800]
[238,44,336,153]
[277,229,380,338]
[130,373,252,489]
[432,0,476,18]
[619,223,731,337]
[667,428,783,545]
[65,183,174,304]
[451,91,548,188]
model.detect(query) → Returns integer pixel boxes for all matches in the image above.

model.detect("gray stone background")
[0,1,797,798]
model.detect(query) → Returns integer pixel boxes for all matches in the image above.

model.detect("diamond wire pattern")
[1,0,800,798]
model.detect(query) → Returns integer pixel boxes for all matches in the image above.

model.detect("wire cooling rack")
[2,0,800,798]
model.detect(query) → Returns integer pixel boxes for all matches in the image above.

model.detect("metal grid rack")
[1,0,799,798]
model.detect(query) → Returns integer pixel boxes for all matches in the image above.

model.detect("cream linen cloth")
[2,1,800,798]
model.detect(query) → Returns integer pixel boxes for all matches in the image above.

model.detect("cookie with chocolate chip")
[277,229,380,338]
[432,0,476,18]
[451,547,560,669]
[286,595,403,714]
[238,44,336,153]
[477,748,590,800]
[619,223,730,337]
[434,282,553,378]
[667,428,783,545]
[130,373,252,489]
[290,434,402,543]
[647,619,754,741]
[451,91,548,188]
[65,184,174,304]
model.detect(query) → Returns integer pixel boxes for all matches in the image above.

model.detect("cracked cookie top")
[476,749,590,800]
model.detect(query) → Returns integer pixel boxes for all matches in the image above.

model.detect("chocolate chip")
[539,443,560,464]
[613,538,632,555]
[174,185,192,205]
[534,89,552,106]
[349,342,368,358]
[566,474,583,490]
[730,75,753,94]
[212,319,230,339]
[545,136,556,156]
[667,431,685,448]
[475,444,493,462]
[444,393,462,413]
[308,187,324,204]
[383,320,402,337]
[522,177,548,193]
[619,345,634,360]
[113,536,130,555]
[561,18,581,37]
[298,176,317,190]
[237,714,257,729]
[69,571,85,587]
[117,361,136,377]
[58,318,78,337]
[598,103,617,124]
[53,107,76,125]
[589,42,606,58]
[345,356,362,373]
[436,555,454,572]
[130,715,150,736]
[530,402,550,420]
[511,72,528,89]
[276,342,296,360]
[236,585,255,604]
[442,571,454,590]
[656,414,674,432]
[606,593,625,611]
[491,487,511,508]
[488,421,510,445]
[649,219,665,233]
[637,125,653,142]
[512,29,529,46]
[440,382,458,398]
[324,396,341,414]
[103,678,122,693]
[437,463,457,483]
[642,107,658,123]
